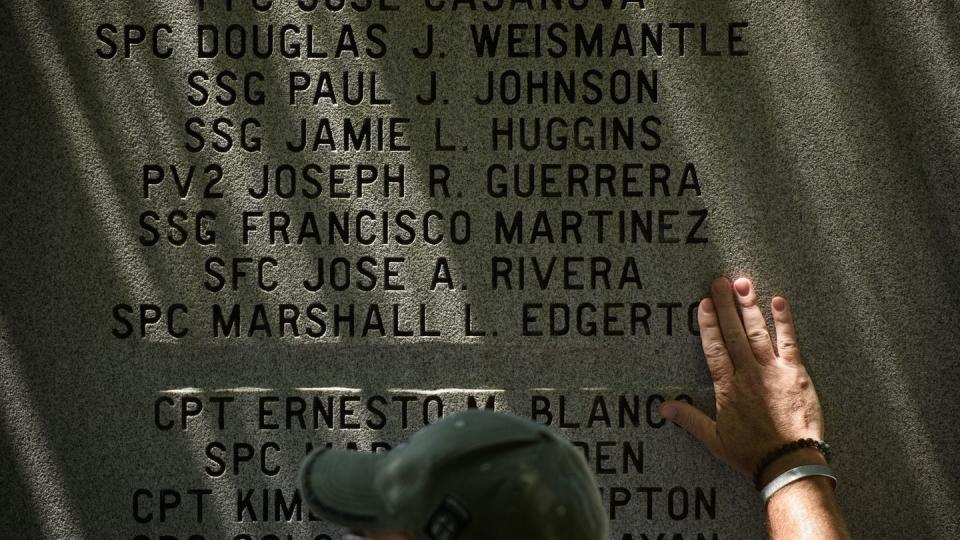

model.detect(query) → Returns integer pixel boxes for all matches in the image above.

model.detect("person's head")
[299,409,608,540]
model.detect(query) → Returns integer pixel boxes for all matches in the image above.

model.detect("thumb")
[659,400,721,458]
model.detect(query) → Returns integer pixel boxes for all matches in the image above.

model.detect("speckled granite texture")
[1,1,958,538]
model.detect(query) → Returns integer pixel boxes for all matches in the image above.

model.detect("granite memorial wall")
[1,0,959,538]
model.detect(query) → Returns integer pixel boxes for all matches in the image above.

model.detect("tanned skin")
[659,276,851,539]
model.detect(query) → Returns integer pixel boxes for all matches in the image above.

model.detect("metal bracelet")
[761,464,837,505]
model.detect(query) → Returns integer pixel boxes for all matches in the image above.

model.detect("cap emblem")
[425,496,471,540]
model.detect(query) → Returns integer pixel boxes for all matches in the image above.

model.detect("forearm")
[663,278,851,539]
[766,476,851,540]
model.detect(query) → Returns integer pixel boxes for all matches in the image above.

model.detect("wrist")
[758,447,827,487]
[765,474,850,540]
[767,474,835,505]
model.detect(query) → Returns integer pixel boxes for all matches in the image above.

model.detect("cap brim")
[298,448,393,529]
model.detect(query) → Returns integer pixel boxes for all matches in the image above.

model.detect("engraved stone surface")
[1,1,958,538]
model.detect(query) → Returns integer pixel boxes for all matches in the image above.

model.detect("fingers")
[732,278,777,365]
[698,298,734,385]
[710,277,753,367]
[771,296,802,365]
[659,400,722,458]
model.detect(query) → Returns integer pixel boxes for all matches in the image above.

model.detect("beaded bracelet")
[753,438,833,490]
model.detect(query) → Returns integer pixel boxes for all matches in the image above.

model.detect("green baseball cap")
[298,409,608,540]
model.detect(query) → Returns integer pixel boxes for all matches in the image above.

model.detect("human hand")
[659,277,826,484]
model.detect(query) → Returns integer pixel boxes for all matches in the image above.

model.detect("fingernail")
[734,279,750,296]
[700,298,714,314]
[659,403,677,420]
[772,297,786,311]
